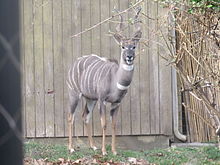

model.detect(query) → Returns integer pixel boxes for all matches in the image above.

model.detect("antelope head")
[113,7,142,66]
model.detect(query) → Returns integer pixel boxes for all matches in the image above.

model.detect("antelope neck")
[116,62,134,90]
[122,64,134,71]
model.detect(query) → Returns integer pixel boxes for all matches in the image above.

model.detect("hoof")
[91,146,98,151]
[69,148,75,153]
[102,151,107,156]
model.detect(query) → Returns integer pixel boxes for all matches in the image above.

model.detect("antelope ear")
[113,33,123,45]
[132,30,142,44]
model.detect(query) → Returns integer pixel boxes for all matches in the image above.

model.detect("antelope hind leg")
[68,113,75,153]
[82,99,97,151]
[68,91,79,153]
[100,101,107,155]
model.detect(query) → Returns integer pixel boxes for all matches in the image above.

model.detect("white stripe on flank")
[80,56,94,90]
[101,63,114,84]
[67,69,74,89]
[83,59,99,92]
[96,63,114,91]
[83,55,93,70]
[122,64,134,71]
[116,82,130,90]
[77,57,85,84]
[97,62,108,86]
[92,62,105,93]
[66,80,73,89]
[71,63,80,92]
[87,60,103,94]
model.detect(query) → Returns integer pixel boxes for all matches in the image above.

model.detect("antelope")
[67,9,142,155]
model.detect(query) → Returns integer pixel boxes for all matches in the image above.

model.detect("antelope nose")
[127,55,133,60]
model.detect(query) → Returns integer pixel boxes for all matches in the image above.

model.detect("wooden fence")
[21,0,173,138]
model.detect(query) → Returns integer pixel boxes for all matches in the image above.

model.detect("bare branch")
[70,0,144,38]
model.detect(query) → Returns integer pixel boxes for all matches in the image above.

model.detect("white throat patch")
[117,82,130,90]
[122,64,134,71]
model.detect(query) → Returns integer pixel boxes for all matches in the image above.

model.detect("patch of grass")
[201,146,220,164]
[24,141,220,164]
[203,146,220,160]
[144,147,220,165]
[24,141,97,161]
[144,148,190,165]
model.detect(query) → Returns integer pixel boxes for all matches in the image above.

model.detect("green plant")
[190,0,219,9]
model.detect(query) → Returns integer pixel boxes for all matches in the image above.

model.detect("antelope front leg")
[110,103,120,155]
[100,101,107,155]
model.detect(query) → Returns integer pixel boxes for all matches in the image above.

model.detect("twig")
[141,12,155,20]
[70,0,144,38]
[182,103,216,129]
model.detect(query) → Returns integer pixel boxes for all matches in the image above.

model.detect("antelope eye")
[133,46,136,49]
[122,46,125,49]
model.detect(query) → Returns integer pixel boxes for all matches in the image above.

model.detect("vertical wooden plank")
[130,2,141,135]
[43,0,54,137]
[24,0,35,137]
[90,0,101,137]
[34,0,45,137]
[158,6,173,135]
[81,0,92,137]
[109,0,121,136]
[73,0,84,137]
[149,1,160,134]
[21,0,27,137]
[93,0,110,136]
[140,0,151,134]
[81,0,91,55]
[100,0,110,60]
[53,0,64,137]
[121,0,131,136]
[63,0,72,137]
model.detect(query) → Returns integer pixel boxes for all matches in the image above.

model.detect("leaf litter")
[24,156,153,165]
